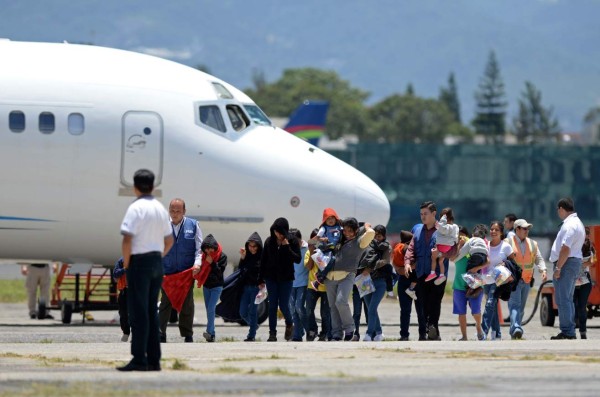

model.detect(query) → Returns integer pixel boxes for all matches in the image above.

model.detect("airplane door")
[120,111,164,187]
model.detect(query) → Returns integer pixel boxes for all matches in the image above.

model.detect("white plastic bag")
[354,273,376,298]
[493,265,512,286]
[311,249,331,271]
[462,273,485,289]
[255,285,268,304]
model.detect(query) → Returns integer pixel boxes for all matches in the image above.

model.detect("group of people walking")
[115,169,593,372]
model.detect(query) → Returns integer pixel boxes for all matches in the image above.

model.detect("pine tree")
[512,81,560,143]
[439,72,461,123]
[472,51,507,144]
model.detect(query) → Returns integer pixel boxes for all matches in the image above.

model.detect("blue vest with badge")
[162,217,197,275]
[412,223,449,278]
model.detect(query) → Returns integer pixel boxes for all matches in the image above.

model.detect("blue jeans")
[554,258,581,337]
[203,286,223,336]
[239,285,259,339]
[481,284,501,339]
[126,252,163,367]
[304,288,331,339]
[290,286,307,340]
[352,284,368,335]
[363,277,387,338]
[508,279,531,336]
[265,279,293,335]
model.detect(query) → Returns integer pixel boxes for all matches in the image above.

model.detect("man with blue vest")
[159,198,203,343]
[404,201,448,341]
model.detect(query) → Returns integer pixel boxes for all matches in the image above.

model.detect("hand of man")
[541,270,548,282]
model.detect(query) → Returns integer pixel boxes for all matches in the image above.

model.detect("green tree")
[512,81,560,143]
[472,51,507,144]
[244,68,370,140]
[439,72,461,123]
[367,94,462,143]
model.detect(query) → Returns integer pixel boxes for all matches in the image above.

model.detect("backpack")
[392,242,406,266]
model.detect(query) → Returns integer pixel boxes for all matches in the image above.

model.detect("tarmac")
[1,291,600,396]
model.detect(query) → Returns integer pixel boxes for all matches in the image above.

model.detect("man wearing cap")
[505,219,547,339]
[549,198,585,340]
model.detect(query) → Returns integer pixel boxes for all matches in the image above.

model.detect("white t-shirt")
[121,196,171,255]
[485,240,513,275]
[549,212,585,262]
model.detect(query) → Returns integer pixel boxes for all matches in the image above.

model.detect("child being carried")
[453,224,489,298]
[310,208,342,289]
[426,208,459,285]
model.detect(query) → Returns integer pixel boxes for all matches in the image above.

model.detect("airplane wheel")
[234,301,268,326]
[257,300,269,325]
[540,294,555,327]
[61,301,73,324]
[37,301,47,320]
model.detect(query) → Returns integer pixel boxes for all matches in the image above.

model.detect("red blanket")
[193,244,222,288]
[162,268,194,312]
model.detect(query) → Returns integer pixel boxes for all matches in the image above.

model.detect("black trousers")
[415,274,446,333]
[118,289,130,335]
[126,252,163,367]
[159,282,195,337]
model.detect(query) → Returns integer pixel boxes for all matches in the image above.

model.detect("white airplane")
[0,39,390,266]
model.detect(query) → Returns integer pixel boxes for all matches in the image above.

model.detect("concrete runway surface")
[1,295,600,396]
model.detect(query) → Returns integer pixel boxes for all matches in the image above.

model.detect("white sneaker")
[405,288,417,300]
[121,333,129,342]
[363,334,372,341]
[434,275,447,285]
[374,333,384,342]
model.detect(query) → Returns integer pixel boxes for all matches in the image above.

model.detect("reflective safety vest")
[508,236,537,284]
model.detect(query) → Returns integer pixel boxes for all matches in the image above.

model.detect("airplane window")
[199,105,226,132]
[226,105,250,132]
[211,82,234,99]
[243,105,271,126]
[9,111,25,132]
[68,113,85,135]
[39,112,55,134]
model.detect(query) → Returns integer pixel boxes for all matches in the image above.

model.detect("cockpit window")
[243,105,271,126]
[199,105,226,132]
[226,105,250,132]
[211,82,234,99]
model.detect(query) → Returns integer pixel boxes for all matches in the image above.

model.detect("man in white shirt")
[549,198,585,340]
[117,169,173,371]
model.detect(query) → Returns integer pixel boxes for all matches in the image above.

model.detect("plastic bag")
[311,249,331,271]
[354,273,376,298]
[493,265,512,286]
[254,285,268,304]
[462,273,485,289]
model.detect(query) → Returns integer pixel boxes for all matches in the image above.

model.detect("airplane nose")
[353,177,390,227]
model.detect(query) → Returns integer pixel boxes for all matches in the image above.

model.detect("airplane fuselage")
[0,40,390,264]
